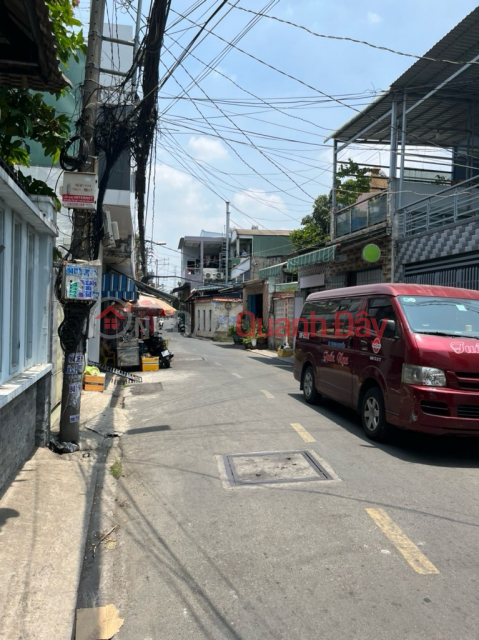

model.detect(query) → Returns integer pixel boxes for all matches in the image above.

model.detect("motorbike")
[144,333,174,368]
[178,320,186,334]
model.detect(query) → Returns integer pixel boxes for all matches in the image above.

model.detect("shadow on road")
[288,392,479,469]
[126,425,171,435]
[0,508,19,534]
[246,356,293,371]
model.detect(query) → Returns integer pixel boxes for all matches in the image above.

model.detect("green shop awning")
[287,245,338,270]
[258,262,286,278]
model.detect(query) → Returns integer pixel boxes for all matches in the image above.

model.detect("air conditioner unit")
[111,220,120,240]
[203,268,217,280]
[215,271,224,280]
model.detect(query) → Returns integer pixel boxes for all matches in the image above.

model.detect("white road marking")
[231,373,243,379]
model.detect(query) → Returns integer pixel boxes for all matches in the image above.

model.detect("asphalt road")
[105,335,479,640]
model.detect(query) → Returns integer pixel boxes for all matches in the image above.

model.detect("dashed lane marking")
[261,390,275,399]
[366,508,439,575]
[290,423,316,443]
[231,373,243,379]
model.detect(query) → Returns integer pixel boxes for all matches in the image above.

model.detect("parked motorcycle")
[144,333,174,368]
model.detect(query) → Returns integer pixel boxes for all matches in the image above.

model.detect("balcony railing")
[335,191,387,237]
[397,175,479,237]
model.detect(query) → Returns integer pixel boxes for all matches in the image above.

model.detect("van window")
[398,295,479,338]
[348,298,364,317]
[302,298,364,337]
[367,297,397,338]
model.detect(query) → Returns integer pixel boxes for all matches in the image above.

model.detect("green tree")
[0,0,85,200]
[290,194,330,251]
[335,159,378,207]
[290,161,381,251]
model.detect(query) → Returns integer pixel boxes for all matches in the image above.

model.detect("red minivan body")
[294,284,479,439]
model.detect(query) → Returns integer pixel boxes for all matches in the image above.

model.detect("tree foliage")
[290,194,330,251]
[0,0,85,201]
[0,89,70,166]
[46,0,86,65]
[290,160,379,251]
[334,159,378,207]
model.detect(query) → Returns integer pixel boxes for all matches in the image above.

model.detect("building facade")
[325,9,479,295]
[193,297,243,340]
[230,229,293,282]
[0,0,69,492]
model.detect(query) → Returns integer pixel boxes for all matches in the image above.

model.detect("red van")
[294,284,479,441]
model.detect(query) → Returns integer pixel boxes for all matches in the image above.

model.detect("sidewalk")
[248,347,294,366]
[0,376,126,640]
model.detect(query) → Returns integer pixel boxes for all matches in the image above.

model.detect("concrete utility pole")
[59,0,106,442]
[225,201,230,283]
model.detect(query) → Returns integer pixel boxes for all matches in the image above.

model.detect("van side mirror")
[384,318,398,339]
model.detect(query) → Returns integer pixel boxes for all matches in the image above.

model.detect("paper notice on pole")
[62,172,98,210]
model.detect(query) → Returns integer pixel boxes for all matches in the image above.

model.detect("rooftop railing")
[397,175,479,237]
[335,191,387,238]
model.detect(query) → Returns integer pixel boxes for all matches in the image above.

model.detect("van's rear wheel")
[303,366,321,405]
[361,387,390,441]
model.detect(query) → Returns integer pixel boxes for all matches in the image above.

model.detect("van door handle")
[360,339,368,350]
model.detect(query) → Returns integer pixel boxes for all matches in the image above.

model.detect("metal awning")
[287,245,337,270]
[102,273,138,301]
[258,262,286,278]
[326,7,479,148]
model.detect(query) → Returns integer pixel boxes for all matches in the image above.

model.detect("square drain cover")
[223,450,331,486]
[128,383,163,396]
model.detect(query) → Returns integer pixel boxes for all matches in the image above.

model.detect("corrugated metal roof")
[287,245,337,269]
[257,262,286,278]
[327,7,479,147]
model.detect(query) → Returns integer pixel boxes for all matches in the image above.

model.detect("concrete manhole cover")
[128,383,163,395]
[223,450,333,486]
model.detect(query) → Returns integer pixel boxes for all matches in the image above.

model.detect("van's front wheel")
[303,366,321,405]
[361,387,390,441]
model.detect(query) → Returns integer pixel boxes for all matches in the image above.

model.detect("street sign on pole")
[62,172,98,210]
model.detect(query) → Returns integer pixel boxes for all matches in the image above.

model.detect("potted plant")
[243,324,258,348]
[228,324,243,345]
[256,321,267,346]
[243,335,253,349]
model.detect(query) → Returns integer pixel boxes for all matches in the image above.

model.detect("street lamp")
[146,240,166,247]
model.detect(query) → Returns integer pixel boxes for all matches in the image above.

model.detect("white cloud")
[188,136,228,161]
[367,12,382,24]
[211,65,237,83]
[149,163,226,256]
[232,189,286,218]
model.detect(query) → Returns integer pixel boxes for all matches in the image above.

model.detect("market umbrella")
[134,294,176,316]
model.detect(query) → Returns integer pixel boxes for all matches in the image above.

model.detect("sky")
[92,0,479,288]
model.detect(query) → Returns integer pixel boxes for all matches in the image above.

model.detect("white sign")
[62,172,98,210]
[299,273,325,290]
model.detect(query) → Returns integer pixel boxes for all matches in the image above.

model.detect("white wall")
[194,299,243,339]
[0,197,52,385]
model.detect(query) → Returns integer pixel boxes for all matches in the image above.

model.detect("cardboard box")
[141,356,159,371]
[83,373,106,392]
